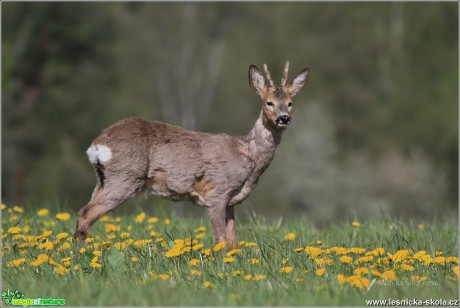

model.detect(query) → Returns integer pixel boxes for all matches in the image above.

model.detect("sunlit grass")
[1,204,458,305]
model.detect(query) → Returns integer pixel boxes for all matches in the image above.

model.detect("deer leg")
[207,205,226,244]
[225,206,238,249]
[74,178,142,241]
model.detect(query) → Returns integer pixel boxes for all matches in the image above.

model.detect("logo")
[1,289,65,307]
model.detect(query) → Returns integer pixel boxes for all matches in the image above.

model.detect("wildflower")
[131,257,139,263]
[31,254,48,267]
[254,275,266,281]
[315,257,333,266]
[189,259,200,266]
[213,242,226,252]
[433,256,446,266]
[446,256,459,263]
[93,250,102,257]
[340,256,353,264]
[203,281,216,288]
[56,232,69,240]
[354,267,369,275]
[164,218,171,225]
[227,249,242,256]
[418,223,425,230]
[347,247,366,254]
[100,216,111,222]
[8,258,27,266]
[294,247,304,253]
[1,204,6,210]
[401,264,414,271]
[201,248,211,256]
[348,276,370,289]
[453,266,459,278]
[8,227,21,234]
[281,266,294,273]
[55,212,71,221]
[37,209,49,216]
[105,224,120,233]
[57,243,71,251]
[351,221,361,228]
[305,246,323,258]
[355,255,373,264]
[372,247,385,256]
[55,265,68,275]
[282,258,289,264]
[13,205,24,213]
[381,270,396,281]
[192,243,204,251]
[232,270,242,276]
[134,239,152,248]
[85,237,94,243]
[411,275,427,281]
[284,232,296,240]
[371,270,381,277]
[191,270,202,276]
[90,257,102,268]
[158,274,169,281]
[244,274,252,281]
[195,233,205,239]
[327,247,347,255]
[249,258,259,265]
[39,241,54,251]
[79,248,87,254]
[389,249,411,263]
[337,274,346,284]
[74,264,80,271]
[135,212,146,223]
[244,242,257,247]
[224,257,235,263]
[147,216,159,223]
[194,226,206,232]
[315,268,326,276]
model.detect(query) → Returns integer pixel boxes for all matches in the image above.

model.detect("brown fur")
[74,61,309,250]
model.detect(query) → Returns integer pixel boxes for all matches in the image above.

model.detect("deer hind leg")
[208,205,226,245]
[225,206,238,249]
[74,177,143,241]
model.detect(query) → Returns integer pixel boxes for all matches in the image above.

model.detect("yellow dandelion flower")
[284,232,296,240]
[37,209,49,216]
[8,227,22,234]
[433,256,446,266]
[224,257,235,263]
[337,274,346,284]
[31,255,48,267]
[355,255,374,264]
[195,233,205,239]
[149,231,158,237]
[232,270,242,276]
[244,242,257,247]
[115,217,122,222]
[354,267,369,275]
[340,256,353,264]
[8,258,27,266]
[371,270,381,277]
[1,204,6,210]
[402,264,414,271]
[194,226,206,232]
[445,256,458,263]
[351,221,361,228]
[100,216,111,222]
[74,264,80,271]
[347,247,366,254]
[203,281,216,288]
[158,274,169,281]
[189,259,200,266]
[305,246,323,258]
[453,266,459,277]
[348,276,369,289]
[105,224,120,233]
[164,247,183,258]
[79,248,87,254]
[218,272,225,278]
[55,265,68,275]
[411,275,427,281]
[191,270,202,276]
[282,258,289,264]
[294,247,304,253]
[92,250,102,257]
[145,217,158,224]
[315,268,326,276]
[281,266,294,273]
[13,205,24,213]
[39,241,54,251]
[372,247,385,256]
[244,274,252,281]
[327,247,347,255]
[254,274,266,281]
[227,249,242,256]
[85,237,93,243]
[381,270,396,281]
[249,258,259,265]
[56,232,69,240]
[133,239,152,248]
[435,251,443,256]
[135,212,146,223]
[213,242,226,252]
[131,257,139,263]
[57,242,71,251]
[389,249,411,263]
[55,212,70,221]
[418,223,425,230]
[201,248,211,255]
[164,218,171,225]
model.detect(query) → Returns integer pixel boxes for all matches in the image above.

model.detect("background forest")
[2,2,458,224]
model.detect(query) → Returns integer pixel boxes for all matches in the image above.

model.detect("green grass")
[1,205,458,306]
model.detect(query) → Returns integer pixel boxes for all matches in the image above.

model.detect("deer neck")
[244,111,283,173]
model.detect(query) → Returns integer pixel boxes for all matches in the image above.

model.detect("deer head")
[249,61,310,129]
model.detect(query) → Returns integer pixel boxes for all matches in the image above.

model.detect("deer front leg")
[225,206,238,249]
[207,206,226,244]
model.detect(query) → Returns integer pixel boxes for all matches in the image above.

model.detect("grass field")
[1,203,458,306]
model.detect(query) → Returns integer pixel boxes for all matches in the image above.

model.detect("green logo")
[1,289,65,307]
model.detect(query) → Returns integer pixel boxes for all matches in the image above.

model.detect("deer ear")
[249,65,266,95]
[288,68,310,97]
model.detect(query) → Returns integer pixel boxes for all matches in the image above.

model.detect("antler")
[280,61,289,86]
[263,64,274,87]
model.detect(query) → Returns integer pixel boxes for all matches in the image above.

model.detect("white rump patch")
[87,144,112,164]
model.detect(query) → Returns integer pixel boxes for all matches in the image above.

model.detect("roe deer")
[73,61,309,249]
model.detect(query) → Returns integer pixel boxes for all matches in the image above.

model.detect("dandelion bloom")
[201,248,211,256]
[315,268,326,276]
[55,213,71,221]
[351,221,361,228]
[13,205,24,213]
[294,247,304,253]
[372,247,385,256]
[203,281,216,288]
[418,224,426,230]
[453,266,459,278]
[37,209,49,216]
[254,275,266,281]
[90,257,102,268]
[354,267,369,275]
[8,258,27,266]
[147,217,159,224]
[340,256,353,264]
[381,270,396,281]
[284,232,296,240]
[8,227,21,234]
[402,264,414,271]
[224,257,235,263]
[305,246,323,258]
[189,259,200,266]
[56,232,69,240]
[164,218,171,225]
[337,274,346,284]
[55,265,68,275]
[249,258,259,265]
[194,226,206,233]
[135,212,146,223]
[244,274,252,281]
[433,256,446,266]
[1,204,6,210]
[131,257,139,263]
[57,243,71,251]
[411,275,427,281]
[226,249,242,256]
[281,266,294,274]
[213,242,226,252]
[158,274,169,281]
[348,276,369,289]
[191,270,202,276]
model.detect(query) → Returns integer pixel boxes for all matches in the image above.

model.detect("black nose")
[277,115,290,125]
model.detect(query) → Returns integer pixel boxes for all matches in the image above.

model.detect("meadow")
[1,203,458,306]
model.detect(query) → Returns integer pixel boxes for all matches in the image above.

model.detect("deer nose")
[276,115,291,125]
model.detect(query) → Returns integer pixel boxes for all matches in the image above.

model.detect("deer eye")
[288,102,292,107]
[266,102,274,107]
